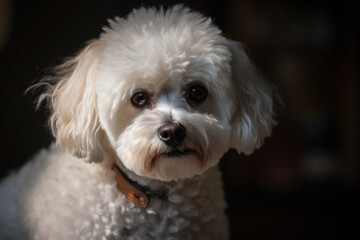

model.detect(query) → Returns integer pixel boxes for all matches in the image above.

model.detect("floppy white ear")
[228,40,277,155]
[38,40,105,162]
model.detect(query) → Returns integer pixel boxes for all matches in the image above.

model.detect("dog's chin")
[149,153,211,181]
[119,149,216,182]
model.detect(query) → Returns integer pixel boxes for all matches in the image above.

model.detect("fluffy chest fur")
[0,146,229,240]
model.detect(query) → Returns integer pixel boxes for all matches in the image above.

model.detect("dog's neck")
[103,150,178,208]
[112,164,168,208]
[102,149,211,208]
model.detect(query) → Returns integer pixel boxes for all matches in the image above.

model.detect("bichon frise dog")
[0,5,277,240]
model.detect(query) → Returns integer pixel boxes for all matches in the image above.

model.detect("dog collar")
[112,165,168,208]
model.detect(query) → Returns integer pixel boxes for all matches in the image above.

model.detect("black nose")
[158,123,186,147]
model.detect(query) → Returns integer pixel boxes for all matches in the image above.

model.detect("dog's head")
[39,5,277,181]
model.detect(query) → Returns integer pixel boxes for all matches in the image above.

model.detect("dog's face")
[41,6,277,181]
[96,15,234,181]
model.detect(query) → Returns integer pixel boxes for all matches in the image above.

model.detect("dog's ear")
[227,40,278,155]
[38,40,105,162]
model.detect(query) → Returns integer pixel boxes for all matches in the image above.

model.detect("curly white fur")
[0,5,277,240]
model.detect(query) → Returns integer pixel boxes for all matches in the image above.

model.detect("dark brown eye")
[188,85,207,103]
[131,91,150,108]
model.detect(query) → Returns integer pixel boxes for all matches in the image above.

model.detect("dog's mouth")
[146,144,207,172]
[160,148,194,158]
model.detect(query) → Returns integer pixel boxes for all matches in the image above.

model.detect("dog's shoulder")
[0,145,122,239]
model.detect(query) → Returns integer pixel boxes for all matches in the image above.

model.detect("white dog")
[0,5,277,240]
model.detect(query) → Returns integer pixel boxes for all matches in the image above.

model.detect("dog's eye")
[131,91,150,108]
[187,85,207,103]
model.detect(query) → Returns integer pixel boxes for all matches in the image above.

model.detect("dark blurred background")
[0,0,358,239]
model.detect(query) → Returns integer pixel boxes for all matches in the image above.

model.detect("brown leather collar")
[112,165,167,208]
